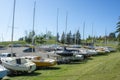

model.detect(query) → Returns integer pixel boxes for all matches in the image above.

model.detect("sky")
[0,0,120,41]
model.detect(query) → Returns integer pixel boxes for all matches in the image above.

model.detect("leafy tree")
[24,31,35,44]
[25,37,32,44]
[44,31,52,40]
[35,35,46,44]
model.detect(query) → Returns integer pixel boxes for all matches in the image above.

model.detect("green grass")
[7,52,120,80]
[0,41,26,46]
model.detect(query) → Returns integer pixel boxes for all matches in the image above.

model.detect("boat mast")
[75,29,77,45]
[32,0,36,52]
[92,23,94,43]
[32,0,36,45]
[64,11,68,45]
[1,34,3,43]
[83,21,85,44]
[105,27,107,46]
[33,0,36,34]
[56,8,59,45]
[11,0,16,54]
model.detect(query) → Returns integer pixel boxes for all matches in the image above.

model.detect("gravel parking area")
[0,47,56,59]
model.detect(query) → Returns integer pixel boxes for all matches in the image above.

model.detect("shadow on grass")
[37,66,61,70]
[9,71,41,77]
[78,57,93,64]
[93,52,110,57]
[59,57,93,65]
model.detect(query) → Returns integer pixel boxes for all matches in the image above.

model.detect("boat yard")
[0,46,119,80]
[0,0,120,79]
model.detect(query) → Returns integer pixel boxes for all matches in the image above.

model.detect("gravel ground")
[0,47,56,59]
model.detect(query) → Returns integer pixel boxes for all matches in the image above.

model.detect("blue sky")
[0,0,120,41]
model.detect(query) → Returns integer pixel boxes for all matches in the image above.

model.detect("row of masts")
[10,0,108,53]
[10,0,36,53]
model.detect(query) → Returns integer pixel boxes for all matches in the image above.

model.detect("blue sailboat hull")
[0,65,8,79]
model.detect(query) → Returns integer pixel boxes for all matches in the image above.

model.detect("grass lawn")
[8,52,120,80]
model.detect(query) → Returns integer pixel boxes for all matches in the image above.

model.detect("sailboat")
[22,1,57,67]
[23,56,57,67]
[1,0,36,74]
[52,11,84,64]
[1,57,36,73]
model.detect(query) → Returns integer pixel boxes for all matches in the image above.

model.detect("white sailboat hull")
[1,57,36,73]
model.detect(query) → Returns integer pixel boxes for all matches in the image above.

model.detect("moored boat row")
[0,45,116,79]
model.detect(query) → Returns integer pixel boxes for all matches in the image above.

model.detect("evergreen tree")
[116,17,120,51]
[57,32,59,42]
[61,32,65,44]
[86,35,92,42]
[18,37,24,41]
[108,32,116,41]
[76,30,81,44]
[66,31,72,44]
[72,34,75,44]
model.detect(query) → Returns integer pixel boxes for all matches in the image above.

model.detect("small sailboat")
[23,56,57,67]
[0,65,8,79]
[1,57,36,73]
[54,47,84,64]
[21,1,56,68]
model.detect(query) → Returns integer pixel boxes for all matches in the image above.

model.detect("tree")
[61,32,65,44]
[108,32,116,41]
[86,35,92,42]
[45,31,52,40]
[76,30,81,44]
[25,37,32,44]
[24,31,35,44]
[66,31,72,44]
[72,33,75,44]
[116,17,120,51]
[57,32,59,42]
[18,37,24,41]
[35,35,46,44]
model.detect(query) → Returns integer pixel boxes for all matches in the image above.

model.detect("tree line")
[19,29,117,45]
[19,30,82,45]
[18,16,120,51]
